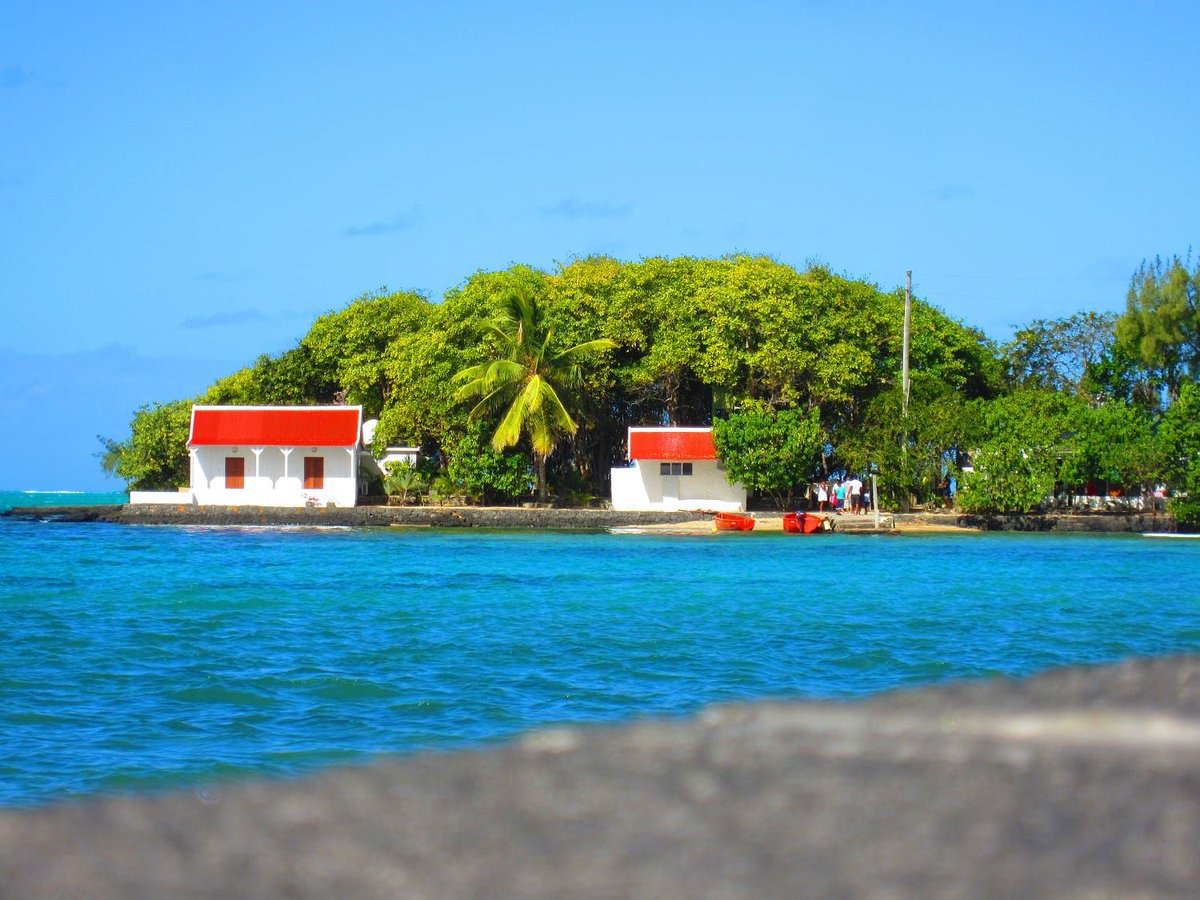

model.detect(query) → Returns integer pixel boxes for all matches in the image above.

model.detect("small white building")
[130,405,364,508]
[357,418,420,482]
[610,426,746,512]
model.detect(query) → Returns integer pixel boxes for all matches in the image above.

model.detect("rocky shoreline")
[2,503,1182,532]
[956,510,1178,532]
[2,503,707,529]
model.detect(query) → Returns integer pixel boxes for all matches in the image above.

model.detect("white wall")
[610,460,746,511]
[358,446,420,480]
[129,490,195,505]
[190,446,358,507]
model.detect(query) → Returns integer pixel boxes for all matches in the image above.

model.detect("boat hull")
[783,511,831,534]
[713,512,756,532]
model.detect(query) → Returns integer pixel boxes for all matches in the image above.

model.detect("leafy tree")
[1081,341,1162,412]
[202,346,338,406]
[302,289,435,415]
[99,399,193,490]
[442,424,531,503]
[1004,311,1117,394]
[687,259,886,414]
[636,258,712,423]
[1159,381,1200,481]
[837,377,973,509]
[956,391,1075,514]
[373,325,470,452]
[548,255,709,425]
[1059,400,1164,499]
[199,366,260,405]
[453,286,615,501]
[1115,255,1200,400]
[712,404,826,509]
[372,267,556,459]
[544,257,697,494]
[1158,380,1200,527]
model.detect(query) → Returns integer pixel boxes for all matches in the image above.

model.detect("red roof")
[189,406,362,447]
[628,428,717,460]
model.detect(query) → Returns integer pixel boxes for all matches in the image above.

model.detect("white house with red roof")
[130,405,364,507]
[610,426,746,512]
[189,405,363,507]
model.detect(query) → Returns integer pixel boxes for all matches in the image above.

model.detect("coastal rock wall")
[5,504,1183,533]
[4,504,707,529]
[957,512,1177,532]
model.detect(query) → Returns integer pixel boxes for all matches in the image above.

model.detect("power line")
[925,291,1118,304]
[918,272,1127,283]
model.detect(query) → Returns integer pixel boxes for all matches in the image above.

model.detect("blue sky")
[3,1,1198,489]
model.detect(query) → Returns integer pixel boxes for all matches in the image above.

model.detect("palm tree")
[453,288,615,502]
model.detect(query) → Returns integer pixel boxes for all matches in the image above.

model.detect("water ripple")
[1,524,1198,807]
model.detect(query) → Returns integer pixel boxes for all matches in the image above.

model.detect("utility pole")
[899,270,913,513]
[901,269,912,417]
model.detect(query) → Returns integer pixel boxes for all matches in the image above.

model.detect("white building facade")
[133,405,363,508]
[357,418,420,482]
[610,426,747,512]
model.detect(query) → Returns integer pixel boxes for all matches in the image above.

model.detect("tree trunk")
[537,453,547,503]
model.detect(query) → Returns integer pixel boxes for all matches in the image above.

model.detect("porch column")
[280,447,294,484]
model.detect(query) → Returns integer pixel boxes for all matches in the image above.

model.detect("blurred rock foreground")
[2,655,1198,898]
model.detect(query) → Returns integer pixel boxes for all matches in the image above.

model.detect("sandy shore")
[633,512,972,535]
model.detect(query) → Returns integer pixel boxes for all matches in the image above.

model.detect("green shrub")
[383,460,425,505]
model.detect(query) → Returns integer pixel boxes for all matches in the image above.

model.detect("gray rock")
[3,504,707,529]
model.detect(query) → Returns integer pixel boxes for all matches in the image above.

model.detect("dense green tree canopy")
[102,251,1198,522]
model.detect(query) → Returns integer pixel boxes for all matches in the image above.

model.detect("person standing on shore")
[816,481,828,512]
[845,475,864,514]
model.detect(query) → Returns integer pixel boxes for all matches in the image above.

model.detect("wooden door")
[303,456,324,490]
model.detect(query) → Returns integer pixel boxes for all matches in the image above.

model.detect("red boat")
[713,511,756,532]
[782,511,833,534]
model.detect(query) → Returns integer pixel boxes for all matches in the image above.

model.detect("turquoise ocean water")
[2,489,1198,808]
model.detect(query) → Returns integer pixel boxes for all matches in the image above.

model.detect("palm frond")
[451,362,488,385]
[492,387,530,450]
[496,289,539,348]
[523,376,577,453]
[453,359,524,401]
[468,385,512,423]
[483,321,517,350]
[553,338,617,363]
[537,380,578,434]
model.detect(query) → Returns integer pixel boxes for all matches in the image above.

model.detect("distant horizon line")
[2,489,128,495]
